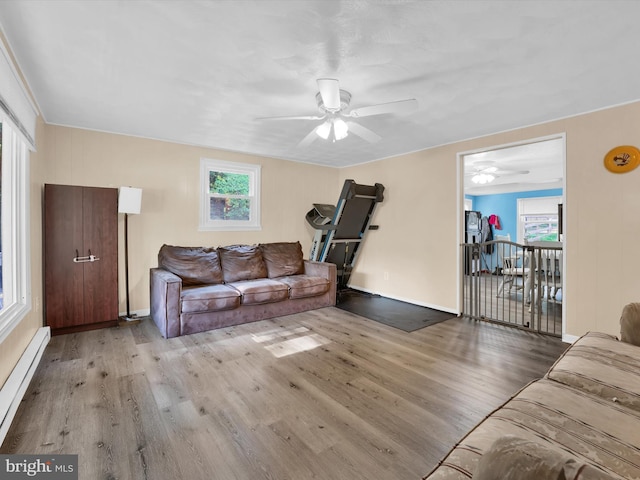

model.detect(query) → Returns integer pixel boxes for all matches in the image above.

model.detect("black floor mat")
[335,289,457,332]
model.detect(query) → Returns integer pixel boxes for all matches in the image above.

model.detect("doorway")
[458,134,566,335]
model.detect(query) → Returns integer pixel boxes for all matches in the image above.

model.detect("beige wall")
[42,126,340,315]
[341,101,640,339]
[340,150,461,311]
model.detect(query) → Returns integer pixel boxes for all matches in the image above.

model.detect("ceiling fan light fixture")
[316,120,331,140]
[262,77,416,147]
[333,118,348,140]
[471,173,495,184]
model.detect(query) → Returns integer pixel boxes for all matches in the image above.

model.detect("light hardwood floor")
[1,308,568,480]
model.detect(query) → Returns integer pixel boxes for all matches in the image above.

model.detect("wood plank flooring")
[1,307,568,480]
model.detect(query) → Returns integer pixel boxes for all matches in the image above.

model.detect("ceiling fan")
[466,161,530,184]
[258,78,418,147]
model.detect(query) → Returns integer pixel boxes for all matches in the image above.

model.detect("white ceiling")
[0,0,638,178]
[463,137,564,196]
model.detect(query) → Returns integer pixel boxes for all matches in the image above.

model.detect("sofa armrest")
[303,259,336,279]
[620,302,640,347]
[150,268,182,338]
[303,260,337,305]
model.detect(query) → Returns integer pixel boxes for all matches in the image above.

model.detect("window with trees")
[517,196,562,243]
[199,158,261,231]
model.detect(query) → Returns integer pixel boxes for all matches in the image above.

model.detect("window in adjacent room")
[517,196,562,243]
[199,158,261,231]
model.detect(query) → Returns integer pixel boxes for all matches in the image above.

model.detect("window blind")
[0,39,36,149]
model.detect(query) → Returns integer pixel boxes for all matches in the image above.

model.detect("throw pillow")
[259,242,304,278]
[158,245,223,286]
[620,302,640,347]
[474,435,613,480]
[218,244,268,283]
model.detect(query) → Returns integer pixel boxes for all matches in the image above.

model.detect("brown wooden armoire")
[44,184,119,334]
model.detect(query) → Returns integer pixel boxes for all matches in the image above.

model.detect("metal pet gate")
[461,239,563,336]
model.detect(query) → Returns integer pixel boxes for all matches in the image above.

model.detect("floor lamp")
[118,186,142,322]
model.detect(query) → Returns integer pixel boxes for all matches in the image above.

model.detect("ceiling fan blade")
[497,169,530,176]
[347,98,418,118]
[465,167,496,176]
[256,114,325,121]
[297,127,319,148]
[465,168,530,177]
[346,121,381,143]
[317,78,341,110]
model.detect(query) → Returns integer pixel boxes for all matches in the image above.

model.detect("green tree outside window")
[209,171,250,221]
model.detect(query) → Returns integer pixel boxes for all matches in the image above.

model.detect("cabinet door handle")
[73,250,100,263]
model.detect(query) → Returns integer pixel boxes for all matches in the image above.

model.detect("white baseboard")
[0,326,50,446]
[562,333,579,344]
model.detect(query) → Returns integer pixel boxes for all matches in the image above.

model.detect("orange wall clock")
[604,145,640,173]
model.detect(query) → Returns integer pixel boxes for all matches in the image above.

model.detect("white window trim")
[199,158,261,231]
[0,118,31,344]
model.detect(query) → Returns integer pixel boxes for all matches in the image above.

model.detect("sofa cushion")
[158,244,223,286]
[275,275,330,299]
[218,245,268,282]
[228,278,289,305]
[546,331,640,412]
[259,242,304,278]
[181,284,240,313]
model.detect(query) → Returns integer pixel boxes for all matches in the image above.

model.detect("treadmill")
[306,179,384,289]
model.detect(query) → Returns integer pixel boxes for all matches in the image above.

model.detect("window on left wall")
[0,117,31,342]
[199,158,261,231]
[0,121,3,311]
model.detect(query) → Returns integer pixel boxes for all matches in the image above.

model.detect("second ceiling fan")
[259,78,418,147]
[466,161,530,184]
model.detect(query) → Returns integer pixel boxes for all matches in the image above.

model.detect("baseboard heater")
[0,326,50,445]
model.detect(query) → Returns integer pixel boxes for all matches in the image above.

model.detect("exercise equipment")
[306,179,384,289]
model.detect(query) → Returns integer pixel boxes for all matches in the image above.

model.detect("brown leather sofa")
[150,242,336,338]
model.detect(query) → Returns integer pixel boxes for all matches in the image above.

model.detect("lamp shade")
[118,187,142,214]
